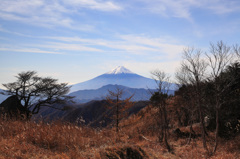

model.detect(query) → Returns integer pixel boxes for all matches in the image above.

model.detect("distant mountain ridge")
[33,99,150,127]
[70,66,176,93]
[69,84,164,103]
[0,89,8,103]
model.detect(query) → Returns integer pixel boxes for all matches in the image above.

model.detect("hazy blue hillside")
[69,84,160,103]
[32,102,79,121]
[0,89,8,103]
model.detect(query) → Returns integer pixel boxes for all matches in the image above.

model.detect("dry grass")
[0,120,117,158]
[0,106,239,159]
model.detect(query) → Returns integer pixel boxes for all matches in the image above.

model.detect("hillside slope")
[69,84,163,103]
[33,100,149,127]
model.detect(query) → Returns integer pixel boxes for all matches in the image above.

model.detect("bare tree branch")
[1,71,74,118]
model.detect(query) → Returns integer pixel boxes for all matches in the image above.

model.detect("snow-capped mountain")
[106,66,134,74]
[70,66,175,93]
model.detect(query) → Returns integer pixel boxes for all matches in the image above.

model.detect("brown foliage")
[0,102,239,159]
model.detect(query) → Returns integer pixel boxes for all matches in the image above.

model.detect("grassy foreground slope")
[0,105,239,159]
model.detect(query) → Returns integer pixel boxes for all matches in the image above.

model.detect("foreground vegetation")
[0,104,239,159]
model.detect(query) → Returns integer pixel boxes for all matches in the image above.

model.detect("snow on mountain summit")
[106,66,134,74]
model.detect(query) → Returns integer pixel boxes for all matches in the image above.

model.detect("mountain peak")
[106,66,134,74]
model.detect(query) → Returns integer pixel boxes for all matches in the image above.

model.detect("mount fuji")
[70,66,175,93]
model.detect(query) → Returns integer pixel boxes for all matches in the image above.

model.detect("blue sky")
[0,0,240,87]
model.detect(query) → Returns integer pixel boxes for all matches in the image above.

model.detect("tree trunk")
[197,81,209,154]
[163,102,171,152]
[164,127,171,152]
[116,96,119,133]
[213,107,219,153]
[200,109,209,153]
[176,110,182,126]
[187,121,195,144]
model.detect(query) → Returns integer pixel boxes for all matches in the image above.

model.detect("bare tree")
[150,70,172,152]
[106,86,134,134]
[233,44,240,61]
[206,41,234,153]
[176,47,209,153]
[1,71,73,119]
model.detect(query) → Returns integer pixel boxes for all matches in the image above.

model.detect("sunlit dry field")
[1,106,239,159]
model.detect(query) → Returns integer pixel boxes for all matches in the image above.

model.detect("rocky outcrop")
[0,95,31,120]
[99,145,149,159]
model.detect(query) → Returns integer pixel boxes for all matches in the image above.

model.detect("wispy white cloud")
[0,27,185,58]
[205,0,240,14]
[0,48,63,54]
[36,42,103,52]
[0,26,36,38]
[40,34,185,57]
[146,0,194,20]
[0,0,69,27]
[62,0,122,11]
[126,0,197,20]
[132,0,240,20]
[118,35,184,58]
[39,34,184,57]
[0,0,122,29]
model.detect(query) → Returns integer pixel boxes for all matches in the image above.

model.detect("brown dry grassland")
[0,105,239,159]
